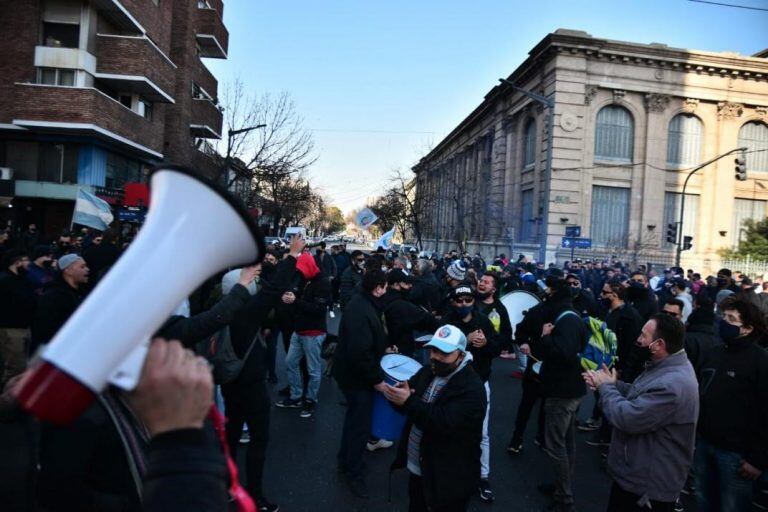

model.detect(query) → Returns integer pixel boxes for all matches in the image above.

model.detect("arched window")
[667,114,703,166]
[523,119,536,168]
[594,106,634,162]
[738,121,768,173]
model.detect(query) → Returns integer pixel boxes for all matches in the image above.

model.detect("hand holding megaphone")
[14,166,265,425]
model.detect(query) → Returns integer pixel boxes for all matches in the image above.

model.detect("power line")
[308,128,436,135]
[687,0,768,11]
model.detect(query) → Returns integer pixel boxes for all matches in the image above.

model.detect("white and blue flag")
[374,227,396,250]
[73,188,114,231]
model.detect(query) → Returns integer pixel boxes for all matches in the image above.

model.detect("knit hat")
[446,260,467,281]
[387,269,414,285]
[58,253,83,271]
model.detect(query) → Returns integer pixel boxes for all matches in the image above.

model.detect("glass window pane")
[738,122,768,173]
[523,119,536,167]
[594,106,634,162]
[732,198,767,246]
[667,114,702,166]
[58,70,75,86]
[42,22,80,48]
[39,68,56,85]
[590,186,630,247]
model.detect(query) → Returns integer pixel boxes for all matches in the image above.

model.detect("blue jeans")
[694,437,756,512]
[285,333,325,401]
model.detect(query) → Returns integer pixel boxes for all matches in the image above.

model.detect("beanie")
[447,260,467,281]
[58,253,83,272]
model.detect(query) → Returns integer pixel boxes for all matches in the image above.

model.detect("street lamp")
[673,146,747,267]
[228,124,266,137]
[223,124,267,185]
[498,78,555,265]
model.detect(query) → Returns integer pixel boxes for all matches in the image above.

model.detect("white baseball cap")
[424,324,467,354]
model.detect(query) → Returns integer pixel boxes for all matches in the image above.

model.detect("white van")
[283,226,307,241]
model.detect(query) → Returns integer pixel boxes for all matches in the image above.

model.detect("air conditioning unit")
[0,167,13,180]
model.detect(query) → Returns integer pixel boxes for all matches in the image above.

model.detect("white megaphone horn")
[14,165,265,425]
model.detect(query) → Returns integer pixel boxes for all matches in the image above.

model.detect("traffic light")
[666,223,678,244]
[682,235,693,251]
[735,154,747,181]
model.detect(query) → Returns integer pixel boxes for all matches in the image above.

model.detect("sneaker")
[478,479,495,502]
[680,482,695,496]
[300,399,316,418]
[673,497,684,512]
[585,438,610,447]
[577,418,601,432]
[506,442,523,455]
[256,496,279,512]
[275,398,302,409]
[366,438,394,451]
[239,430,250,444]
[278,386,290,397]
[346,476,369,499]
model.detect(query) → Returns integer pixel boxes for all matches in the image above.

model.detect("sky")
[207,0,768,214]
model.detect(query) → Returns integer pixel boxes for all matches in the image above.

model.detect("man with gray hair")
[31,253,90,350]
[410,258,441,313]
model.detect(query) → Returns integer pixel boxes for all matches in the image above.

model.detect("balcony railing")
[195,7,229,58]
[190,98,223,139]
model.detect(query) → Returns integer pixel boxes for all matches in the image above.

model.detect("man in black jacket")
[382,269,439,356]
[476,272,513,352]
[442,284,501,502]
[531,278,588,512]
[313,241,337,282]
[626,271,658,322]
[386,324,486,512]
[339,250,365,309]
[694,295,768,512]
[681,296,720,374]
[276,253,331,418]
[30,253,89,352]
[0,249,36,384]
[565,273,600,318]
[333,269,392,499]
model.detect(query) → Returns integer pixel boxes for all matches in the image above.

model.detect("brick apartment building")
[0,0,228,237]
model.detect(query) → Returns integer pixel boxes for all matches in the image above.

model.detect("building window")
[119,95,132,108]
[137,99,153,120]
[738,121,768,173]
[42,22,80,48]
[197,0,212,7]
[732,198,767,246]
[520,189,536,242]
[594,106,634,163]
[667,114,703,167]
[37,68,75,86]
[38,142,78,184]
[590,186,630,247]
[662,192,700,248]
[106,152,142,189]
[523,119,536,168]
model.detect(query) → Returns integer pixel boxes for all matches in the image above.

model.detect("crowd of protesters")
[0,222,767,512]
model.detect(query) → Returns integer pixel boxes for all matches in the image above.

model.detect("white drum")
[500,290,541,336]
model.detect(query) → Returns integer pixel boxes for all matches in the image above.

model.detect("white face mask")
[381,266,388,272]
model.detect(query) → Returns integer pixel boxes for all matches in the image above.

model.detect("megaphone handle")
[209,405,256,512]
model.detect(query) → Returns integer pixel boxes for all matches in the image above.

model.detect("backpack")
[579,317,618,371]
[199,326,259,385]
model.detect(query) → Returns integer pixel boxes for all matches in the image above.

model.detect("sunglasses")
[663,310,680,318]
[453,297,474,305]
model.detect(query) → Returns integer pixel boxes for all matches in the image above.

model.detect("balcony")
[91,0,145,33]
[190,98,223,139]
[95,34,175,103]
[193,59,218,101]
[196,7,229,59]
[11,84,163,158]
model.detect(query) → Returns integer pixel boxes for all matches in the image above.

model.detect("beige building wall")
[414,29,768,273]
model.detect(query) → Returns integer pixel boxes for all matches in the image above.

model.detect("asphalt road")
[258,341,700,512]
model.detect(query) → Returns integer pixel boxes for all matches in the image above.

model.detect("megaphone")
[14,165,265,425]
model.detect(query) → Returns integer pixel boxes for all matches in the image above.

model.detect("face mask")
[430,356,460,377]
[42,260,53,268]
[718,320,742,341]
[635,338,660,356]
[453,304,473,317]
[406,262,412,270]
[627,283,645,300]
[716,277,727,287]
[356,261,365,270]
[381,266,388,272]
[476,291,492,300]
[600,296,612,308]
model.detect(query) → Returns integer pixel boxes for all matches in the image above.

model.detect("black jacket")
[684,308,720,374]
[606,303,646,382]
[698,333,768,470]
[339,266,363,309]
[83,243,120,287]
[572,288,601,319]
[292,275,332,333]
[537,301,588,399]
[0,270,37,328]
[628,290,659,322]
[442,309,501,382]
[392,363,487,509]
[142,429,228,512]
[409,273,441,313]
[477,297,513,352]
[333,292,389,390]
[31,277,85,350]
[381,289,439,356]
[314,251,337,279]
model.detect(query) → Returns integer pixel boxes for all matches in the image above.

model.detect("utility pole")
[674,146,748,267]
[498,78,554,265]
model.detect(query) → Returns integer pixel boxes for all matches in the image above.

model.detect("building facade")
[0,0,228,236]
[414,29,768,272]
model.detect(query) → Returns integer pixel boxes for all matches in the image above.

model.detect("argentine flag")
[374,227,396,250]
[73,188,114,231]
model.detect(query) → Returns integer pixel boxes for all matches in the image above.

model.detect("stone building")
[413,29,768,271]
[0,0,228,236]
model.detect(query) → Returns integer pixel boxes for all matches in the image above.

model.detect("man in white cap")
[386,324,487,512]
[31,253,89,350]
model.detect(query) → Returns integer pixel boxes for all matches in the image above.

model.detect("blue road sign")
[561,237,592,249]
[565,226,581,237]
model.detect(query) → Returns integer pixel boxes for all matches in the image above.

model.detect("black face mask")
[626,282,646,300]
[476,290,492,300]
[430,356,460,377]
[42,260,53,268]
[717,277,728,287]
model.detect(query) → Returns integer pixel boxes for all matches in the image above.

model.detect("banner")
[73,188,114,231]
[374,227,396,250]
[355,208,378,230]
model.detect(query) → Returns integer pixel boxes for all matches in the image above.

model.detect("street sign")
[561,237,592,249]
[565,226,581,237]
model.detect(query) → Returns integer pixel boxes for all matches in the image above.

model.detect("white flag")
[355,208,378,230]
[73,188,114,231]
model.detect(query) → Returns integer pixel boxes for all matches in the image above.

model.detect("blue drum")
[371,354,422,441]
